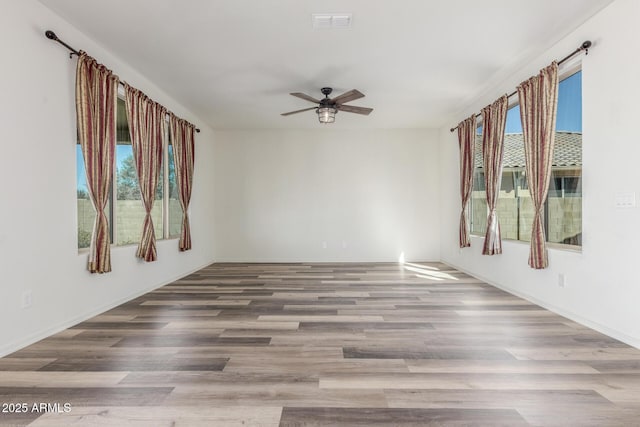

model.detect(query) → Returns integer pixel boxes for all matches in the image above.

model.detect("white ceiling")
[40,0,613,130]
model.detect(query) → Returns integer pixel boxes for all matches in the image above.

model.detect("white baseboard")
[211,258,440,264]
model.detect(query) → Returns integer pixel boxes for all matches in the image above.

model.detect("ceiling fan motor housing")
[320,87,335,107]
[321,87,333,97]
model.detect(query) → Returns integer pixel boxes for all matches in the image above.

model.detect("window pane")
[557,71,582,132]
[115,98,164,245]
[77,145,95,249]
[168,142,182,238]
[505,104,522,133]
[502,105,531,243]
[77,145,111,249]
[497,171,518,240]
[116,143,143,245]
[547,171,582,246]
[548,71,582,246]
[517,171,533,242]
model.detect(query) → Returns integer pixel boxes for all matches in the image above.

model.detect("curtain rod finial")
[45,30,57,41]
[582,40,592,49]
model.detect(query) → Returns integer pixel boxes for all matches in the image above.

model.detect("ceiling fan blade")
[331,89,364,105]
[281,107,317,116]
[290,92,321,104]
[336,104,373,115]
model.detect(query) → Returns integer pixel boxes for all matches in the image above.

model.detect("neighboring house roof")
[474,132,582,169]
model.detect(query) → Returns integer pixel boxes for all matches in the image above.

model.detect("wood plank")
[0,372,128,387]
[0,386,173,406]
[405,359,599,374]
[38,356,229,372]
[343,346,517,360]
[163,385,388,407]
[29,406,282,427]
[279,407,528,426]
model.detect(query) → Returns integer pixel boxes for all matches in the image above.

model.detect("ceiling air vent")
[331,15,352,28]
[312,13,352,29]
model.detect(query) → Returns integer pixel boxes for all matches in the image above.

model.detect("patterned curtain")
[457,114,476,248]
[124,85,166,262]
[76,52,119,274]
[481,95,508,255]
[517,62,559,269]
[169,113,196,251]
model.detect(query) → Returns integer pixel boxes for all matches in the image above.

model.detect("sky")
[505,70,582,133]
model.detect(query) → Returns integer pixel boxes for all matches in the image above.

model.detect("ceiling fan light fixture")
[317,106,337,124]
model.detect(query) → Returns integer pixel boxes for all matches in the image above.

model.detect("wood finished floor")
[2,262,640,426]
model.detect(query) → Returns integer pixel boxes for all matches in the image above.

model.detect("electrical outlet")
[342,240,348,248]
[322,241,327,249]
[558,274,566,288]
[22,290,33,309]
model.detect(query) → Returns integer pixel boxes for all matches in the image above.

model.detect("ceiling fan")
[281,87,373,124]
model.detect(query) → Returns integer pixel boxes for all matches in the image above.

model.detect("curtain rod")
[449,40,592,133]
[45,30,201,133]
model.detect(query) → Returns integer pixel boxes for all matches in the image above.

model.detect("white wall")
[0,1,216,356]
[439,0,640,347]
[213,129,439,262]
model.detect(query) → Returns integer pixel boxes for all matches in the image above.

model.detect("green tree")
[117,154,141,200]
[116,153,172,200]
[77,188,90,199]
[77,227,92,248]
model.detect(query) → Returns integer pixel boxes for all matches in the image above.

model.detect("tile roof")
[474,132,582,169]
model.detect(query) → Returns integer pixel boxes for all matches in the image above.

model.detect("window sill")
[546,241,582,253]
[77,237,180,255]
[470,233,582,253]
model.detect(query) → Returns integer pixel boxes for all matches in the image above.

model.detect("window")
[470,69,582,247]
[77,97,182,249]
